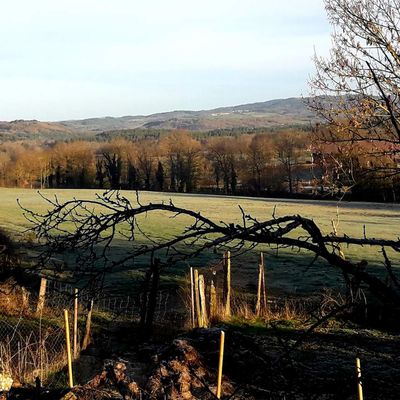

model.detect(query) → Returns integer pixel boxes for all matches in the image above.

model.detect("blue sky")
[0,1,331,121]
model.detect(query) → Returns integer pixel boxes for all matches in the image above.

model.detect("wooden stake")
[190,267,195,329]
[209,280,217,320]
[21,287,30,312]
[256,260,262,316]
[36,278,47,315]
[194,269,202,327]
[356,357,364,400]
[63,309,74,388]
[256,252,267,316]
[260,253,267,313]
[216,330,225,399]
[82,299,93,351]
[198,274,208,328]
[223,251,231,317]
[261,263,267,313]
[35,376,41,400]
[73,288,78,359]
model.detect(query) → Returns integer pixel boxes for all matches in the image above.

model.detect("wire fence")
[0,316,66,388]
[46,279,181,323]
[0,278,181,389]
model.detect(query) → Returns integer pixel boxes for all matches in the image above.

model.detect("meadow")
[1,187,400,296]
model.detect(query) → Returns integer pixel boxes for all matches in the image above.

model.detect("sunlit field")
[1,188,400,295]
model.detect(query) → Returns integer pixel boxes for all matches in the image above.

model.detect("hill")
[0,97,316,141]
[62,97,315,132]
[0,120,77,141]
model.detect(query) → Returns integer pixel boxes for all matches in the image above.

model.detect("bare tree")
[20,191,400,310]
[103,153,122,189]
[136,142,156,191]
[95,158,106,189]
[207,137,241,194]
[162,132,201,193]
[246,134,273,195]
[275,133,303,194]
[310,0,400,181]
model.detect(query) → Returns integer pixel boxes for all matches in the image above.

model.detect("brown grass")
[0,322,67,385]
[180,272,310,329]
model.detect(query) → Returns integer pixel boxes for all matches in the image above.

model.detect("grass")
[1,187,400,296]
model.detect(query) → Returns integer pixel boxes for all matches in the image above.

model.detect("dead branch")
[19,191,400,307]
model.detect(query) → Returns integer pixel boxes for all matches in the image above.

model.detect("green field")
[1,188,400,296]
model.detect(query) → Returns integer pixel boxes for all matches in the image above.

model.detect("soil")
[4,322,400,400]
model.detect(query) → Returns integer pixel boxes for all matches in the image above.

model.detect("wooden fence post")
[73,288,78,358]
[193,269,202,327]
[36,277,47,315]
[216,330,225,399]
[261,253,267,312]
[21,286,30,312]
[256,252,267,316]
[63,309,74,388]
[256,262,262,316]
[209,280,217,321]
[35,376,41,400]
[223,251,231,317]
[356,357,364,400]
[139,267,152,330]
[82,299,93,351]
[198,274,208,328]
[145,258,160,334]
[190,267,195,329]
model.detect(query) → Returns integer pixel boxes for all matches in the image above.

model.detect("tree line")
[0,130,310,196]
[1,127,400,201]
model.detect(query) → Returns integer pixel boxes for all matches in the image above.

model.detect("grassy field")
[1,188,400,296]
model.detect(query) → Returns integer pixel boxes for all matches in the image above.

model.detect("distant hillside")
[0,120,78,141]
[0,97,317,141]
[62,97,315,132]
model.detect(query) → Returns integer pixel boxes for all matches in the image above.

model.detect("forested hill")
[62,97,315,132]
[0,97,316,141]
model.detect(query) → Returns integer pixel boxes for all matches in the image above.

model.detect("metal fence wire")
[0,316,66,388]
[0,278,179,388]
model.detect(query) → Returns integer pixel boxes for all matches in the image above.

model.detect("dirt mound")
[146,338,235,399]
[6,326,400,399]
[62,360,140,400]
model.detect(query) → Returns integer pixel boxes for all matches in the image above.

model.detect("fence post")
[216,330,225,399]
[73,288,78,359]
[356,357,364,400]
[21,286,30,312]
[209,280,217,321]
[63,309,74,388]
[261,253,267,313]
[144,258,160,334]
[140,267,152,330]
[194,269,202,327]
[190,267,195,329]
[223,251,231,318]
[256,252,267,316]
[35,376,41,400]
[198,274,208,328]
[36,277,47,315]
[256,261,262,316]
[82,299,93,351]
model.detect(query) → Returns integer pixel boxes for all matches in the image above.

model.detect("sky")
[0,0,332,121]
